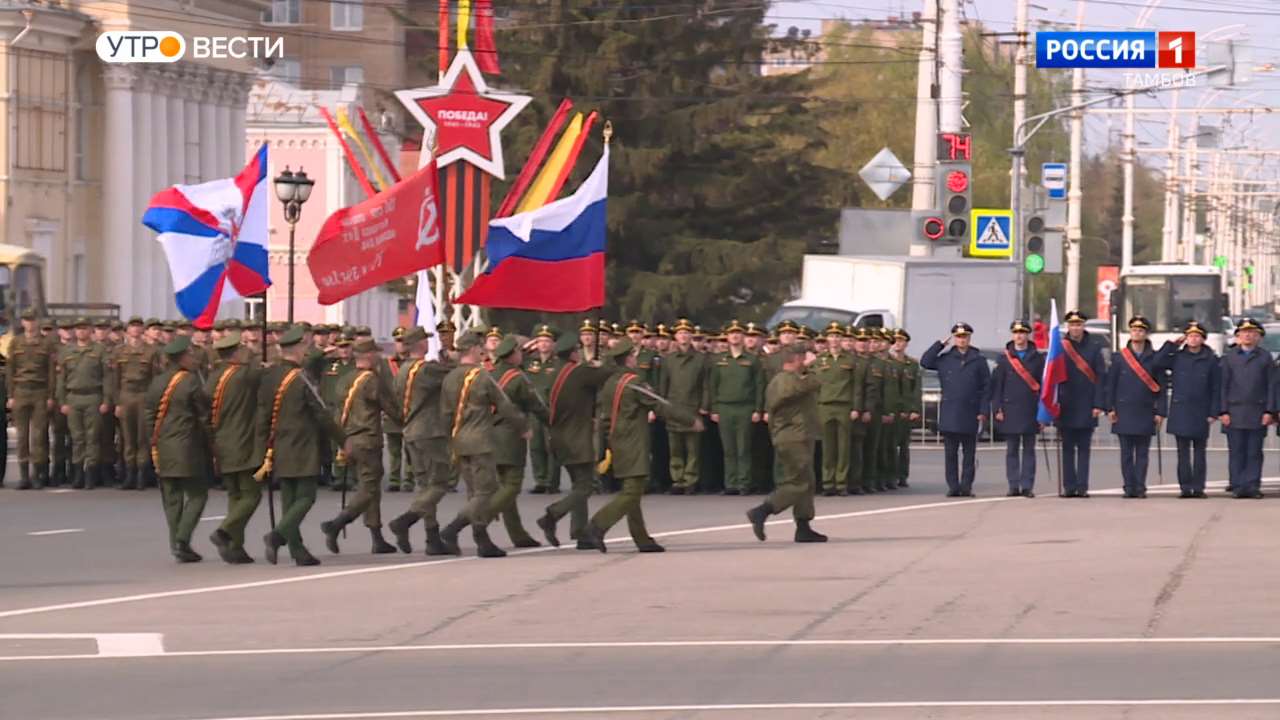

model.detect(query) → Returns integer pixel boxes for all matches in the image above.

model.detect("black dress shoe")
[898,480,910,488]
[723,488,741,496]
[946,490,959,497]
[821,488,836,497]
[848,487,864,496]
[1022,490,1035,498]
[209,529,233,563]
[512,536,541,549]
[636,542,665,553]
[228,547,255,564]
[1078,491,1090,498]
[1192,490,1208,498]
[1006,489,1021,497]
[320,520,342,554]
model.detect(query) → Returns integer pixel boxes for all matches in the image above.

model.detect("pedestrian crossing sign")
[969,209,1015,259]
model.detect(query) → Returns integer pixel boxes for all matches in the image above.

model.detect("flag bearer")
[1104,316,1166,498]
[988,320,1045,497]
[1057,311,1108,498]
[1220,318,1272,499]
[1153,321,1220,498]
[920,323,990,497]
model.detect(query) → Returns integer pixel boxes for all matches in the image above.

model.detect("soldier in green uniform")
[535,332,615,548]
[206,332,263,564]
[813,321,857,496]
[93,319,121,487]
[320,338,402,555]
[859,329,887,493]
[580,338,701,553]
[761,320,801,492]
[745,322,773,494]
[708,320,763,495]
[7,310,56,489]
[525,324,562,494]
[47,320,72,487]
[577,319,600,364]
[873,328,904,491]
[323,335,356,491]
[145,336,213,562]
[658,318,708,494]
[257,325,347,566]
[386,327,455,555]
[891,329,921,488]
[647,323,673,493]
[436,319,457,354]
[113,317,160,490]
[383,326,410,493]
[437,331,528,557]
[485,336,547,547]
[746,346,828,544]
[57,318,114,489]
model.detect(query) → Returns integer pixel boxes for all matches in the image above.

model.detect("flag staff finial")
[603,121,612,145]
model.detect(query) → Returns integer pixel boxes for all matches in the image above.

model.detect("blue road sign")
[969,209,1014,259]
[1042,162,1067,200]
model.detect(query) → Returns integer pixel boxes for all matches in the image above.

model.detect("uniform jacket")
[988,343,1045,435]
[894,354,923,418]
[334,367,401,449]
[601,369,697,477]
[144,367,212,478]
[442,363,526,458]
[113,341,158,398]
[709,348,764,413]
[490,361,548,466]
[397,357,453,441]
[205,360,262,473]
[380,354,408,434]
[658,347,708,431]
[920,341,991,435]
[1057,331,1108,429]
[57,342,114,404]
[6,333,56,394]
[546,360,613,465]
[765,369,821,445]
[1219,345,1272,430]
[1104,341,1167,436]
[813,350,857,407]
[1153,341,1220,439]
[255,359,346,479]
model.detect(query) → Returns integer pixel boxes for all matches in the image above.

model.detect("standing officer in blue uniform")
[920,322,990,497]
[1153,321,1219,498]
[1220,318,1271,499]
[989,320,1045,497]
[1104,316,1166,498]
[1057,310,1107,498]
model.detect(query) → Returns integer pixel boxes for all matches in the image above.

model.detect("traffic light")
[1025,214,1046,274]
[936,132,972,244]
[919,215,946,243]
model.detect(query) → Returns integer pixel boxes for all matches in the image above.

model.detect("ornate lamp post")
[272,166,315,322]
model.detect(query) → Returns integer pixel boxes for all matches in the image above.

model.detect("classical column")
[227,72,249,169]
[130,70,154,315]
[102,66,137,315]
[214,76,232,179]
[182,68,203,182]
[150,75,173,316]
[199,70,219,183]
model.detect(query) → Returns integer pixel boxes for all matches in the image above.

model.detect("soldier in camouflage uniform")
[46,320,72,486]
[57,318,114,489]
[525,325,562,494]
[113,317,159,490]
[7,310,57,488]
[891,329,921,488]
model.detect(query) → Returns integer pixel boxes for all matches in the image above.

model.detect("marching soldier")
[1104,316,1166,499]
[320,338,402,554]
[57,318,114,489]
[114,317,159,490]
[7,310,56,489]
[206,332,262,564]
[989,320,1045,497]
[580,338,701,553]
[577,320,600,364]
[525,325,563,494]
[920,323,990,497]
[814,322,856,496]
[384,327,409,493]
[436,319,457,353]
[890,329,920,488]
[745,345,828,544]
[485,336,547,548]
[1057,311,1108,498]
[257,325,347,566]
[1220,318,1271,499]
[145,336,213,562]
[708,320,763,496]
[659,318,708,494]
[1153,321,1220,498]
[323,334,356,492]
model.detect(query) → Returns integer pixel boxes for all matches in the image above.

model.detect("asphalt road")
[3,444,1280,720]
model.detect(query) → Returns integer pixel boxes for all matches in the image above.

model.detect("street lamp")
[273,166,315,323]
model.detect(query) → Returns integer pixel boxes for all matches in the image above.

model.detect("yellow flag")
[516,113,583,213]
[457,0,471,49]
[337,106,389,191]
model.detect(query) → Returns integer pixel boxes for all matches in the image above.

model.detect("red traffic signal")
[945,169,969,193]
[922,216,945,241]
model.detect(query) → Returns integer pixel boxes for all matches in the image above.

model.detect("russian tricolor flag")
[1038,299,1068,424]
[143,143,271,328]
[456,147,607,311]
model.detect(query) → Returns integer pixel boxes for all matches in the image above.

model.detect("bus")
[1112,263,1227,354]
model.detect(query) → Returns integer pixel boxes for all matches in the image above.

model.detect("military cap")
[73,316,91,328]
[671,318,695,334]
[894,328,911,342]
[278,325,306,347]
[352,338,381,354]
[625,320,646,334]
[354,325,372,337]
[610,322,624,337]
[485,325,504,339]
[143,317,160,328]
[578,319,596,333]
[455,331,483,351]
[1010,319,1033,333]
[334,337,353,348]
[1127,315,1151,331]
[1235,317,1264,335]
[57,318,73,329]
[214,331,242,350]
[163,335,192,357]
[94,318,112,328]
[211,320,226,332]
[797,326,813,340]
[1064,310,1087,324]
[20,308,38,320]
[112,321,124,332]
[533,324,556,339]
[950,322,974,336]
[725,320,747,335]
[1184,320,1207,337]
[745,322,765,337]
[607,337,634,358]
[494,335,520,359]
[766,333,780,344]
[224,318,243,330]
[775,319,800,334]
[692,325,706,340]
[296,321,313,332]
[342,325,357,339]
[436,319,457,333]
[656,323,671,338]
[555,332,580,356]
[41,320,56,330]
[822,320,844,337]
[401,326,431,345]
[313,324,332,335]
[162,321,177,331]
[392,326,406,340]
[178,320,194,331]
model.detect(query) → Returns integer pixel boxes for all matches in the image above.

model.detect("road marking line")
[26,529,85,537]
[200,516,227,522]
[179,698,1280,719]
[0,633,164,658]
[48,489,76,494]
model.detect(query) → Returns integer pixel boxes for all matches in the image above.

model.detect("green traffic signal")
[1025,254,1045,274]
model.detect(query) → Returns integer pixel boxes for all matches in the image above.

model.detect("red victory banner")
[307,159,446,305]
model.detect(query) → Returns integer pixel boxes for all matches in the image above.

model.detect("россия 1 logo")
[1035,31,1195,69]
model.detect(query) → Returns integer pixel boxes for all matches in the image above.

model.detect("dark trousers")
[1225,428,1265,494]
[1118,434,1151,495]
[1004,433,1037,492]
[941,432,976,495]
[1060,427,1093,495]
[1174,436,1207,493]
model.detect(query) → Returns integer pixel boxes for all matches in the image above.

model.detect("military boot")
[424,526,450,556]
[227,547,255,564]
[535,511,561,547]
[438,516,470,556]
[84,465,98,490]
[263,531,287,565]
[472,525,507,558]
[320,511,358,554]
[210,528,234,563]
[35,463,48,489]
[120,466,138,491]
[369,527,397,554]
[70,465,85,489]
[794,519,828,543]
[291,545,321,567]
[17,463,32,490]
[579,523,608,553]
[388,512,419,554]
[172,542,203,563]
[50,461,66,488]
[746,502,774,542]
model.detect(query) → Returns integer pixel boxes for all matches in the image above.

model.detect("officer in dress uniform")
[1104,316,1166,498]
[813,321,856,496]
[920,322,990,497]
[708,320,763,495]
[1220,318,1272,499]
[848,328,878,494]
[659,318,708,494]
[1153,321,1220,498]
[988,320,1045,497]
[1057,311,1108,498]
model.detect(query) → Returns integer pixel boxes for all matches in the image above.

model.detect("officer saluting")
[920,322,990,497]
[1220,318,1272,499]
[989,320,1045,497]
[1057,311,1107,498]
[1104,316,1166,498]
[1153,320,1220,498]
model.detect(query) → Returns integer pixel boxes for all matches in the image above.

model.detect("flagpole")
[261,289,276,529]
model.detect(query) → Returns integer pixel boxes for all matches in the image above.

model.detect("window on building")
[331,0,363,30]
[74,61,99,181]
[269,59,302,85]
[14,49,68,173]
[262,0,300,25]
[330,65,364,87]
[71,251,87,303]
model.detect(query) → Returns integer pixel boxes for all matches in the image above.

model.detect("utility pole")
[1160,89,1180,261]
[938,0,963,134]
[1121,91,1136,270]
[1011,0,1030,317]
[910,0,939,257]
[1064,0,1085,311]
[1180,112,1198,263]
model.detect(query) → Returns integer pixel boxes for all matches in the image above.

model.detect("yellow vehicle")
[0,243,48,359]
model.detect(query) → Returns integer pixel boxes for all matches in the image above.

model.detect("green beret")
[278,325,306,347]
[494,336,519,359]
[352,337,380,354]
[164,335,192,357]
[554,332,579,356]
[607,337,634,358]
[214,331,242,350]
[402,326,430,345]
